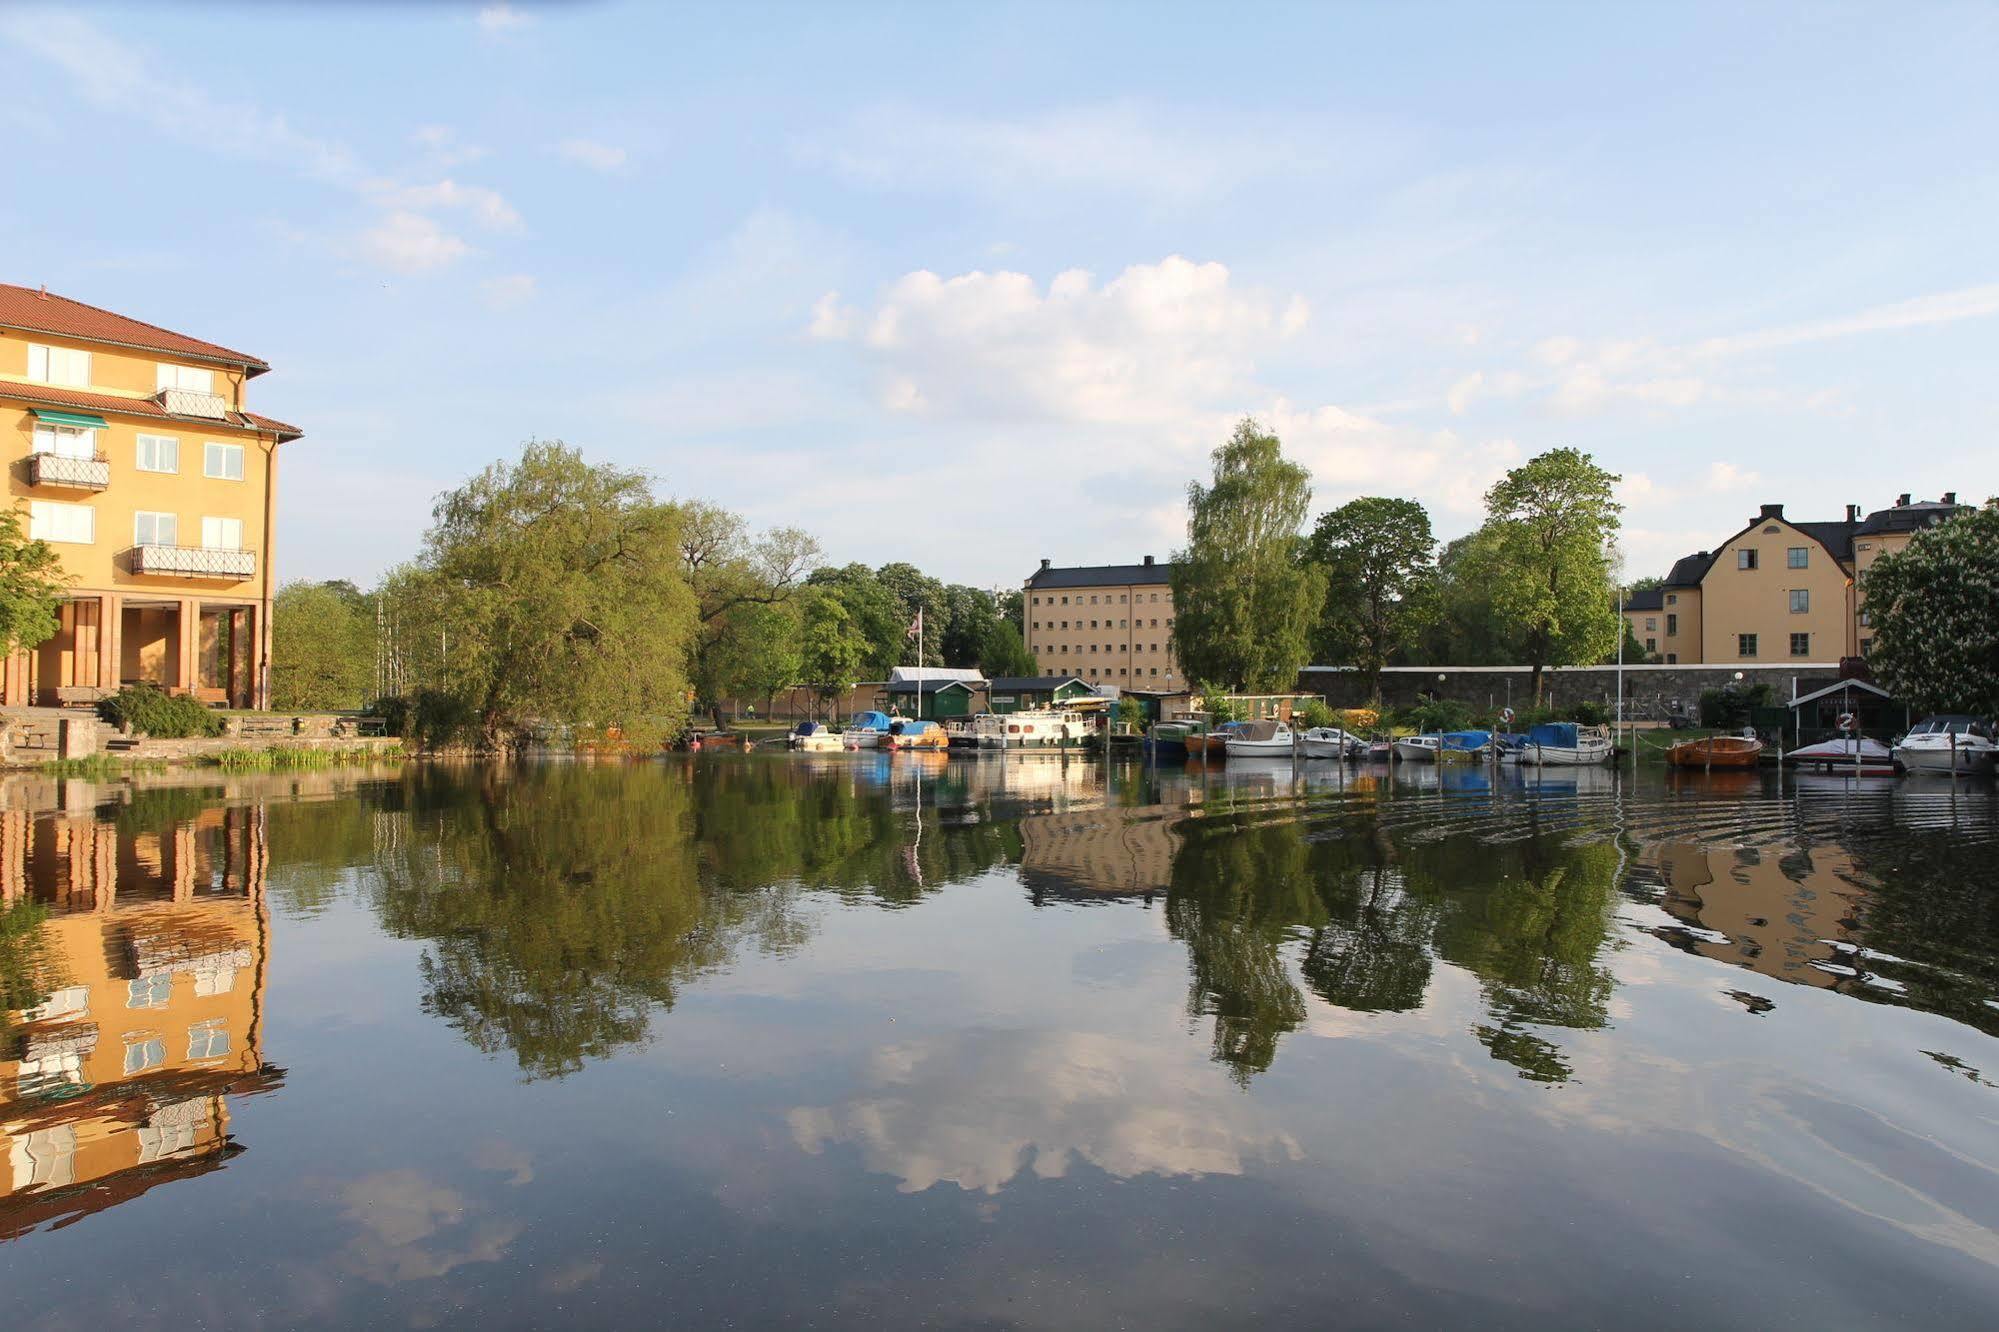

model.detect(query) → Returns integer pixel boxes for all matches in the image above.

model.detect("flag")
[906,609,923,639]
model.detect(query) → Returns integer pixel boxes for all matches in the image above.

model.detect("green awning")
[31,409,109,430]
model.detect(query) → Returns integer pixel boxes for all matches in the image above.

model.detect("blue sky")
[4,1,1994,589]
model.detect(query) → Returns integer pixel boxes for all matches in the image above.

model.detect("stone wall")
[1297,663,1844,717]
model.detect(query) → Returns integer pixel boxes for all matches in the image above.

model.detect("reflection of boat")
[1787,735,1896,775]
[1301,727,1366,760]
[1666,732,1764,768]
[1223,720,1295,759]
[1510,722,1613,766]
[842,711,893,750]
[788,721,844,753]
[1893,716,1997,776]
[885,719,948,750]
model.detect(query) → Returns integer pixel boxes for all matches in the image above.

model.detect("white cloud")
[411,124,487,168]
[370,178,523,233]
[479,274,537,310]
[1703,460,1758,492]
[476,3,534,34]
[557,137,628,172]
[1260,399,1518,518]
[1446,371,1483,415]
[358,212,472,273]
[1694,282,1999,358]
[808,291,854,340]
[818,255,1306,425]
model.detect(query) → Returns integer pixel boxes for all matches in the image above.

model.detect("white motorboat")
[1301,727,1366,760]
[972,708,1093,749]
[788,721,844,753]
[1787,735,1896,775]
[1222,719,1296,758]
[1393,734,1440,763]
[1893,716,1997,775]
[841,710,893,750]
[1509,722,1614,766]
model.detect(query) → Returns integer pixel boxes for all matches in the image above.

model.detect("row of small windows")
[1736,633,1814,658]
[25,342,218,396]
[30,501,243,550]
[1030,591,1169,607]
[33,423,245,479]
[1030,617,1171,632]
[1039,665,1173,680]
[1040,643,1167,656]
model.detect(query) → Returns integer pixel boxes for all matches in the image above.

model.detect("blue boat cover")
[794,721,823,736]
[849,711,892,732]
[1525,722,1580,748]
[1440,730,1492,751]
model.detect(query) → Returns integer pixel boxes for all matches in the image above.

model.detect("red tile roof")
[0,379,302,441]
[0,284,270,375]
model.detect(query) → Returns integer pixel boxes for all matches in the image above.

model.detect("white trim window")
[29,500,94,544]
[156,363,215,393]
[204,441,245,480]
[26,343,91,387]
[186,1019,231,1061]
[135,510,179,547]
[201,516,243,550]
[31,422,97,460]
[136,433,180,474]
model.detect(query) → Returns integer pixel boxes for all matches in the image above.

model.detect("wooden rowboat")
[1666,734,1763,768]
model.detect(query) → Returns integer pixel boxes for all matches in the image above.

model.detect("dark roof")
[1623,587,1666,611]
[0,283,269,373]
[1855,500,1964,536]
[987,676,1088,692]
[1026,561,1174,590]
[1793,520,1857,562]
[1664,551,1715,586]
[0,378,302,440]
[886,678,982,694]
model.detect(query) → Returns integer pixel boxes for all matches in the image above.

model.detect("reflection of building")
[1,798,276,1239]
[1644,841,1866,992]
[1019,803,1185,899]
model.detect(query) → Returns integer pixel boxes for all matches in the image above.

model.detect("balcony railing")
[27,451,111,490]
[128,544,256,580]
[158,386,230,419]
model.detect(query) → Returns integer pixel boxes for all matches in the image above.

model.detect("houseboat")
[972,709,1094,750]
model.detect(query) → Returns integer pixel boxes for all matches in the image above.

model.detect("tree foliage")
[1862,504,1999,715]
[1305,496,1436,696]
[1477,448,1622,702]
[678,500,818,705]
[272,580,376,710]
[1170,418,1326,693]
[0,505,69,652]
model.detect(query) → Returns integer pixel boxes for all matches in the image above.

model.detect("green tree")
[678,501,818,709]
[1409,530,1515,665]
[1479,448,1623,704]
[1170,418,1327,692]
[0,505,70,656]
[876,562,946,666]
[415,440,698,747]
[1304,496,1436,698]
[795,585,873,712]
[272,580,376,710]
[1862,503,1999,715]
[806,564,905,675]
[709,600,802,714]
[977,617,1036,677]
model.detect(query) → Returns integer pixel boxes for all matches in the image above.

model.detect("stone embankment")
[0,707,402,768]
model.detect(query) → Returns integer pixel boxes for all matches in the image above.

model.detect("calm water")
[3,755,1998,1328]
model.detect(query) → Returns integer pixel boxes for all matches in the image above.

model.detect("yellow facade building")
[1023,556,1182,689]
[0,284,301,709]
[1622,496,1967,665]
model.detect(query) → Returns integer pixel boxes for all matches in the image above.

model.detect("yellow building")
[0,284,302,709]
[1622,495,1968,665]
[1024,556,1181,689]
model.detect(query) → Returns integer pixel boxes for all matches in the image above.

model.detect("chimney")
[1845,504,1860,522]
[1758,503,1784,521]
[1896,493,1911,507]
[36,284,48,301]
[1942,491,1957,505]
[1142,554,1155,566]
[1039,558,1051,570]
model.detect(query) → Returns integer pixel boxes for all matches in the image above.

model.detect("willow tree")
[1478,448,1622,704]
[1170,418,1326,693]
[1862,503,1999,715]
[420,440,697,747]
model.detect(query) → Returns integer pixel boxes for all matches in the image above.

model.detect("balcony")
[157,386,230,419]
[128,544,256,581]
[27,451,111,490]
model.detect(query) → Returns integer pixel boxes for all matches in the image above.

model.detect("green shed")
[986,676,1095,714]
[886,678,983,720]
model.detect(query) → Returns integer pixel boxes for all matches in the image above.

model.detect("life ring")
[1837,712,1857,732]
[1499,707,1516,726]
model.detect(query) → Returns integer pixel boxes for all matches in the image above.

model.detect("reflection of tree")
[1,900,64,1014]
[1301,864,1436,1016]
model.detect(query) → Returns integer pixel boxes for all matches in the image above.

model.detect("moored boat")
[1301,727,1367,760]
[788,721,844,753]
[1436,730,1493,763]
[1393,734,1440,762]
[842,710,893,750]
[1893,716,1997,776]
[974,708,1093,749]
[1222,719,1296,759]
[1787,735,1895,775]
[1510,721,1613,766]
[1666,732,1764,769]
[884,719,949,751]
[1189,720,1250,760]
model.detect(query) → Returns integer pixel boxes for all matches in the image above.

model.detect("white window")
[27,343,91,387]
[186,1019,231,1060]
[204,441,245,480]
[29,500,94,544]
[156,363,215,393]
[135,511,179,547]
[201,516,243,550]
[128,975,172,1009]
[31,423,96,459]
[136,433,180,473]
[123,1036,166,1076]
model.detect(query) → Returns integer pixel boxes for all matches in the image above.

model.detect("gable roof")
[1788,678,1893,709]
[1623,587,1666,611]
[0,284,269,374]
[0,378,301,441]
[987,676,1089,692]
[1664,551,1715,587]
[1026,561,1173,590]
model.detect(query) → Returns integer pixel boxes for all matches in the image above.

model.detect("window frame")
[1788,589,1810,614]
[27,343,91,387]
[1737,548,1759,570]
[136,433,180,474]
[156,363,216,394]
[1789,632,1811,657]
[204,441,246,481]
[1786,546,1809,569]
[1737,633,1758,658]
[29,500,94,545]
[134,510,179,548]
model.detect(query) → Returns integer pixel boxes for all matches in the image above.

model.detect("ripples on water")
[2,756,1997,1328]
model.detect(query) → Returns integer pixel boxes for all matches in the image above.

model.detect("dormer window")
[27,344,90,387]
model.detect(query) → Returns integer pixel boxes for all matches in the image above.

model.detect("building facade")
[0,285,301,709]
[1023,556,1181,689]
[1621,495,1967,665]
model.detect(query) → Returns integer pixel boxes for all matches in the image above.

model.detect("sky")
[3,1,1995,591]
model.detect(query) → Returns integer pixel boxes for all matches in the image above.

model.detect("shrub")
[1392,698,1476,734]
[98,684,223,739]
[1333,707,1379,734]
[1296,700,1336,730]
[369,689,478,749]
[1567,700,1609,726]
